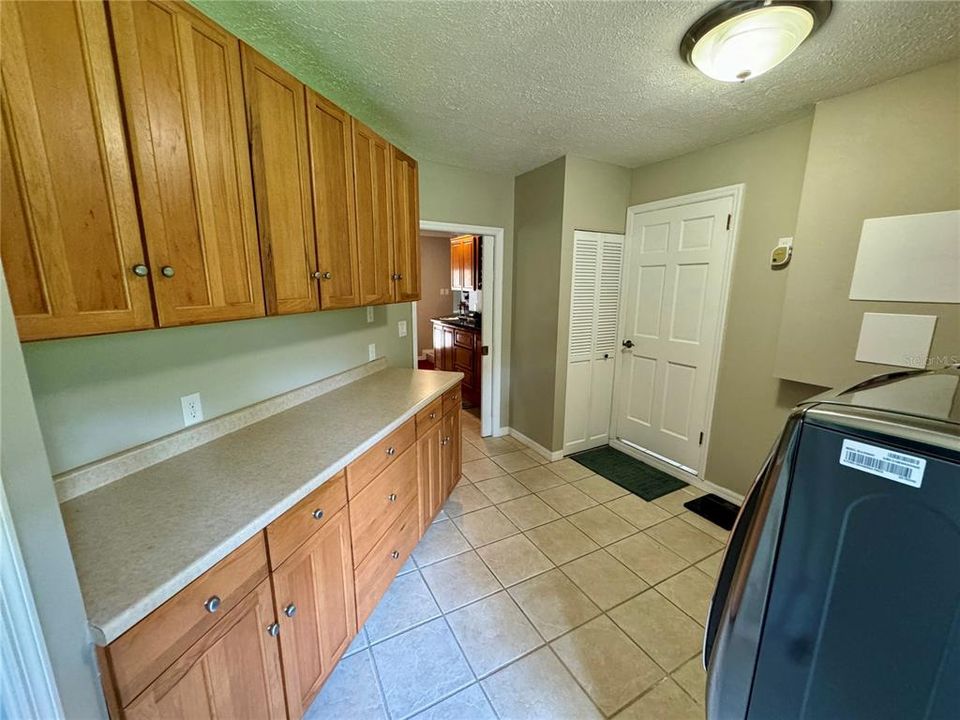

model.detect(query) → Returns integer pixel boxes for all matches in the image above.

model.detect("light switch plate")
[181,393,203,426]
[366,306,374,323]
[368,343,377,361]
[398,320,407,337]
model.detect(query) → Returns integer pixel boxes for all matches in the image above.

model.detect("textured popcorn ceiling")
[195,0,960,174]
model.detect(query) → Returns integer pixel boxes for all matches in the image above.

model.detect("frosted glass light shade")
[690,5,816,82]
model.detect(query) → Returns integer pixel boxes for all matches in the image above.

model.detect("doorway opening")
[415,221,505,439]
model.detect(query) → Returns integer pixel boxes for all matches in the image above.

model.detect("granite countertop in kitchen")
[431,315,481,331]
[61,367,462,645]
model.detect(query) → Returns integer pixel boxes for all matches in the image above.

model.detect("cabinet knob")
[386,446,396,456]
[321,271,332,280]
[387,493,397,503]
[390,550,400,560]
[204,595,221,613]
[131,264,149,277]
[312,508,324,520]
[266,622,280,637]
[429,411,436,419]
[396,273,403,280]
[160,266,175,278]
[283,603,297,618]
[441,437,450,446]
[312,271,322,279]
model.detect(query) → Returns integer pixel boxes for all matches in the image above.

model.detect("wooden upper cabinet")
[391,146,421,302]
[352,119,394,306]
[450,235,478,292]
[242,45,318,316]
[0,0,154,341]
[123,580,286,720]
[109,0,264,327]
[307,91,360,309]
[271,509,356,719]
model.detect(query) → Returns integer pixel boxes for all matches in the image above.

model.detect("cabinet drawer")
[105,533,269,707]
[416,397,444,437]
[346,418,416,498]
[443,384,462,414]
[266,473,347,569]
[454,329,475,349]
[349,447,418,565]
[354,499,419,626]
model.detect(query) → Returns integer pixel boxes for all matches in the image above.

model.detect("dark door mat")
[683,493,739,531]
[570,445,687,501]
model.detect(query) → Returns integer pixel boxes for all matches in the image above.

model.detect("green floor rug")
[570,445,686,501]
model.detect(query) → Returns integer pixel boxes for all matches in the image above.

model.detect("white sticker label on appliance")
[839,439,925,488]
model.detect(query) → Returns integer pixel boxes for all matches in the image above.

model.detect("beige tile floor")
[306,410,728,720]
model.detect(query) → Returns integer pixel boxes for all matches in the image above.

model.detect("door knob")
[622,339,634,349]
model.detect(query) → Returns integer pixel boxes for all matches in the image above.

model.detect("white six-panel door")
[613,194,735,473]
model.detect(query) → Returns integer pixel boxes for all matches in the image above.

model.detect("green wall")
[24,305,412,474]
[776,60,960,388]
[419,160,516,429]
[553,157,632,449]
[510,157,566,449]
[1,271,107,719]
[630,115,822,496]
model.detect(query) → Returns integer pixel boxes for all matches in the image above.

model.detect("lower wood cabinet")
[271,508,356,719]
[98,385,460,719]
[122,579,286,720]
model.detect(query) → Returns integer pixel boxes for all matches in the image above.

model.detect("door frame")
[415,220,505,438]
[611,184,744,497]
[0,475,64,719]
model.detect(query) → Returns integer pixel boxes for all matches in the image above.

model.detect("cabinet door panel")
[450,239,462,291]
[242,45,317,316]
[272,510,356,719]
[307,91,360,309]
[441,410,461,500]
[417,428,442,535]
[462,236,476,291]
[391,147,420,302]
[0,0,153,340]
[352,119,393,305]
[124,580,286,720]
[110,0,264,326]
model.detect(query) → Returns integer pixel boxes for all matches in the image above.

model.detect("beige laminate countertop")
[61,367,462,645]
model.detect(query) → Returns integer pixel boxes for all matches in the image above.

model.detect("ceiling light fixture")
[681,1,832,83]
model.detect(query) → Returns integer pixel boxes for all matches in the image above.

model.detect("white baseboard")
[609,438,744,506]
[502,427,564,462]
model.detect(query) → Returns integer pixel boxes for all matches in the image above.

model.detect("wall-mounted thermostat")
[771,237,793,268]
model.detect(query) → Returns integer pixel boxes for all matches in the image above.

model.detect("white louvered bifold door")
[564,231,625,454]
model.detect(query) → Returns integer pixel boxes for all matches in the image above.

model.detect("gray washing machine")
[704,367,960,720]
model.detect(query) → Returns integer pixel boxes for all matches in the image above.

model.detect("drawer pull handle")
[312,509,324,520]
[284,603,297,618]
[204,596,221,613]
[387,493,398,503]
[267,622,280,637]
[390,550,400,560]
[386,446,396,456]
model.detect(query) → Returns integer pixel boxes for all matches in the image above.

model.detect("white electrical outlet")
[181,392,203,426]
[368,343,377,361]
[398,320,407,337]
[366,306,374,323]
